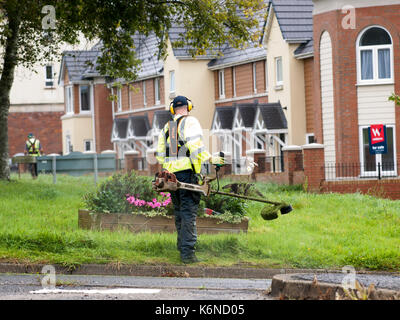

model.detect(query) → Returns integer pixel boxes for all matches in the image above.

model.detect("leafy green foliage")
[0,0,267,180]
[198,181,248,223]
[389,93,400,106]
[83,171,160,214]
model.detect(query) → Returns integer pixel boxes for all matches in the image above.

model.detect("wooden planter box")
[78,210,248,234]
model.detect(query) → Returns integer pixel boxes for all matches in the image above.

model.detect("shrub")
[83,172,171,214]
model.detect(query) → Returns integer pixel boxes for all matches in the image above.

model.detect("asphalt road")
[0,274,273,300]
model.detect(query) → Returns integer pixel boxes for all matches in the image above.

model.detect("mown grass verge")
[0,173,399,270]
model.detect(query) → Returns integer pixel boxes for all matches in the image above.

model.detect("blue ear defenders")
[169,97,193,115]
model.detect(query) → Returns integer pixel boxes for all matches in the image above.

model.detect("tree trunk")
[0,10,21,181]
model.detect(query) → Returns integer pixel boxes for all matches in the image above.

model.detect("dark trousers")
[29,163,38,177]
[170,170,201,259]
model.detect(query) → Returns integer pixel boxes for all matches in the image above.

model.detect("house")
[312,0,400,179]
[209,0,314,174]
[8,38,92,157]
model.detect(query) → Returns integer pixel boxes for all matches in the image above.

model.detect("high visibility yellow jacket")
[156,114,210,173]
[26,138,41,156]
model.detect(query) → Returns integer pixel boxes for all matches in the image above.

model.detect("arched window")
[357,26,393,84]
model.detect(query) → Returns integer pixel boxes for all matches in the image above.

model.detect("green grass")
[0,173,400,271]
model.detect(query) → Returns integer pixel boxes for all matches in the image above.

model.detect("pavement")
[1,263,400,300]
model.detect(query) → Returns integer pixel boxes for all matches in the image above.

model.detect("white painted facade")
[319,31,336,168]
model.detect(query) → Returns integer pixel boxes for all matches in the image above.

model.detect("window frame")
[275,56,283,86]
[143,81,147,106]
[84,139,93,152]
[169,70,175,94]
[306,133,315,144]
[356,25,394,85]
[79,84,91,113]
[117,87,122,112]
[232,66,236,97]
[65,85,74,114]
[218,69,225,99]
[45,65,54,88]
[154,78,161,105]
[252,62,257,94]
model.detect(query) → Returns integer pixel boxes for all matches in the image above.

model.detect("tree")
[389,93,400,106]
[0,0,265,180]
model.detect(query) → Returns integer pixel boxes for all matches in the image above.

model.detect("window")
[218,70,225,98]
[265,59,268,92]
[306,134,315,144]
[252,62,257,94]
[45,65,54,87]
[65,86,73,114]
[79,85,91,112]
[143,81,147,106]
[357,26,393,84]
[169,70,175,93]
[275,57,283,86]
[117,87,122,112]
[155,78,161,105]
[84,140,93,152]
[232,67,236,97]
[65,135,72,154]
[360,125,396,177]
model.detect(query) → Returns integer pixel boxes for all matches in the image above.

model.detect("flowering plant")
[126,192,172,213]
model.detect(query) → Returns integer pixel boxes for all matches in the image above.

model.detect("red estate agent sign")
[368,124,387,155]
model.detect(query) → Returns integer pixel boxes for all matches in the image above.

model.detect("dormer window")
[357,26,393,85]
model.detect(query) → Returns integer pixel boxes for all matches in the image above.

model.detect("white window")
[65,86,73,114]
[306,133,315,144]
[218,70,225,98]
[84,139,93,152]
[117,87,122,112]
[252,62,257,94]
[232,67,236,97]
[275,57,283,86]
[359,125,396,177]
[65,135,72,154]
[128,85,132,110]
[357,26,393,85]
[265,59,268,92]
[169,70,175,93]
[45,65,54,87]
[155,78,161,105]
[143,81,147,106]
[79,85,91,112]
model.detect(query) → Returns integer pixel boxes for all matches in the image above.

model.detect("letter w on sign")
[169,121,178,157]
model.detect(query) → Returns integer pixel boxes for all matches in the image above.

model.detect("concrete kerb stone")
[270,273,400,300]
[0,263,340,279]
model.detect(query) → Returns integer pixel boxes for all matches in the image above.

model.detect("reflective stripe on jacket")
[156,114,210,173]
[26,138,41,156]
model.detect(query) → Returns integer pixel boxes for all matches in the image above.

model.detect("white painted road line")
[30,288,161,295]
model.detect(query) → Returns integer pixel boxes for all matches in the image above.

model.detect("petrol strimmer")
[152,163,293,221]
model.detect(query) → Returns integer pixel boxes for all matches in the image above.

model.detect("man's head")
[170,96,193,115]
[28,133,34,139]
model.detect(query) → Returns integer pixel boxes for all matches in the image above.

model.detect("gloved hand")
[209,155,225,166]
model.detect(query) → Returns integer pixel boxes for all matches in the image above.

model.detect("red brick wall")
[94,83,113,152]
[322,180,400,200]
[235,64,253,97]
[8,111,63,156]
[313,4,400,164]
[304,57,314,134]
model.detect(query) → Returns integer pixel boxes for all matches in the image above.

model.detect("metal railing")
[324,162,398,181]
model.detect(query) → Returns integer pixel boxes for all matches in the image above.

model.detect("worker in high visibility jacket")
[156,95,224,264]
[24,133,43,178]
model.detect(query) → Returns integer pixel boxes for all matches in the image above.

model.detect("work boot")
[181,255,200,264]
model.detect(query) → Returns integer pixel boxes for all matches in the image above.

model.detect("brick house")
[311,0,400,180]
[8,37,92,158]
[209,0,315,174]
